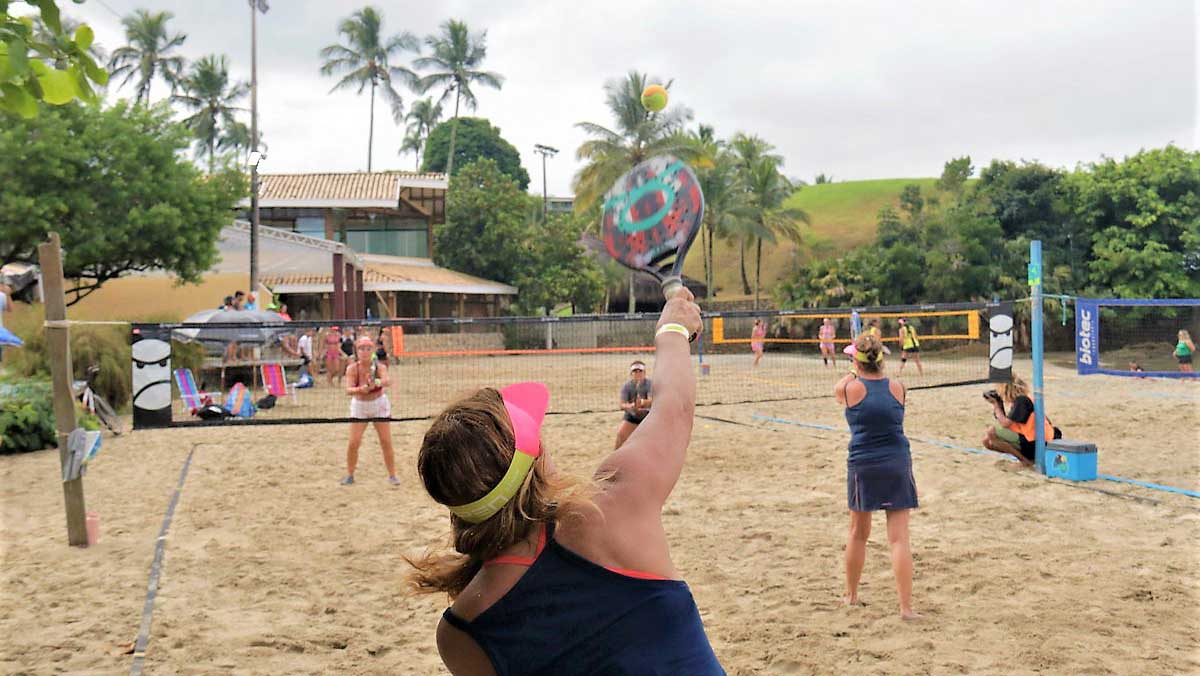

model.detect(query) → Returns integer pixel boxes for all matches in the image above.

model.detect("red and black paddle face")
[601,155,705,298]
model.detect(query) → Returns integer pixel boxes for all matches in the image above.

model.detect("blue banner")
[1075,298,1099,375]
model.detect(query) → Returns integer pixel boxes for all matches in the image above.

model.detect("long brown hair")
[1000,374,1030,402]
[406,388,593,599]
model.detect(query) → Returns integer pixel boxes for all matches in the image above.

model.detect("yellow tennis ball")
[641,84,668,112]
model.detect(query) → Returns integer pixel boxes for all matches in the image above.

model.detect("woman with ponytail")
[407,288,724,675]
[835,332,919,620]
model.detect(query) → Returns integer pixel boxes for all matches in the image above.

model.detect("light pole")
[533,144,558,222]
[248,0,269,297]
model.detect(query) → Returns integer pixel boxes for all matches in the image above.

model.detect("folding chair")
[173,368,221,414]
[261,362,299,405]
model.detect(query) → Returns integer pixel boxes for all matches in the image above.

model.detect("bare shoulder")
[889,378,906,404]
[437,615,496,676]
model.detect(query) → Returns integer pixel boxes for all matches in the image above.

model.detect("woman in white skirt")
[342,336,399,486]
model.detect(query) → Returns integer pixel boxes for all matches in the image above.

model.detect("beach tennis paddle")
[601,155,705,303]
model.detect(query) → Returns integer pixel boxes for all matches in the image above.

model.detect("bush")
[0,380,56,454]
[0,377,101,454]
[8,305,132,410]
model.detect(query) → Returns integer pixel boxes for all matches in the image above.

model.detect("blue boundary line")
[130,443,198,676]
[751,414,1200,499]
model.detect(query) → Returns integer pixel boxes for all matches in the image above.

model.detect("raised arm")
[597,289,702,509]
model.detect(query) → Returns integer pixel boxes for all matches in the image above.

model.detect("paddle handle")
[659,276,698,343]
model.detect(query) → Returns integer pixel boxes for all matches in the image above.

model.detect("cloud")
[66,0,1195,193]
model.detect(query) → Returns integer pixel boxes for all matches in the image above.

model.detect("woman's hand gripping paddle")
[600,155,705,323]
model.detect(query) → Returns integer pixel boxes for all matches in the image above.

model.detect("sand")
[2,360,1198,675]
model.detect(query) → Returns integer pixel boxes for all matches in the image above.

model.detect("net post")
[37,232,89,546]
[1030,240,1047,474]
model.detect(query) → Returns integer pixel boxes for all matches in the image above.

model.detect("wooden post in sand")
[38,233,88,546]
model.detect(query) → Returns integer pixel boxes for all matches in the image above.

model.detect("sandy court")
[2,360,1199,674]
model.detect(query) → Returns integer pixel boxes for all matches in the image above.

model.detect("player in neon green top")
[1176,330,1195,374]
[897,318,923,375]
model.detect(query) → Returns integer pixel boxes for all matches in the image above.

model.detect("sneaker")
[387,476,400,486]
[340,475,355,485]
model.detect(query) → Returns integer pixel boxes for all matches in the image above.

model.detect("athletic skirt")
[847,454,918,512]
[350,395,391,420]
[1178,354,1193,365]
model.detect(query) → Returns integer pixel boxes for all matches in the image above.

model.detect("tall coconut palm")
[696,150,754,299]
[108,9,187,104]
[741,158,811,308]
[319,6,418,172]
[399,97,442,168]
[218,120,266,166]
[416,19,503,180]
[573,72,700,312]
[173,55,249,173]
[573,72,699,215]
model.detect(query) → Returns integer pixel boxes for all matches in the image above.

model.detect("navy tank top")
[442,525,726,676]
[844,377,910,465]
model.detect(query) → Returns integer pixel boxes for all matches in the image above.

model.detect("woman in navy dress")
[835,332,919,620]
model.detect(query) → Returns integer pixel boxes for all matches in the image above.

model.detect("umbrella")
[174,309,290,347]
[0,327,23,348]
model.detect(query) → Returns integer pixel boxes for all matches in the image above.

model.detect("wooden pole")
[332,253,345,320]
[38,233,88,547]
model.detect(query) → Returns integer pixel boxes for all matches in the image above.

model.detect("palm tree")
[173,55,249,173]
[740,157,811,308]
[696,149,753,299]
[319,6,418,172]
[400,97,442,168]
[725,133,787,296]
[416,19,504,180]
[399,132,423,170]
[573,72,701,312]
[218,120,265,166]
[107,9,187,104]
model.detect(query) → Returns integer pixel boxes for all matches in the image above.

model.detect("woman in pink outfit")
[751,319,767,367]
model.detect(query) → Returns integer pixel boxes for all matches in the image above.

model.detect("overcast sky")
[58,0,1198,195]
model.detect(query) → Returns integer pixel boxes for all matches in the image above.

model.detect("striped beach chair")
[173,368,221,414]
[260,362,298,405]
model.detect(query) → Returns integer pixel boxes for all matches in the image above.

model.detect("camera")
[982,390,1002,404]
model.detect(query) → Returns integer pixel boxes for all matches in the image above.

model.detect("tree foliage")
[319,6,417,171]
[416,19,503,179]
[435,159,602,313]
[0,102,246,305]
[1,0,108,117]
[107,8,186,104]
[173,54,248,173]
[775,147,1200,310]
[422,116,529,189]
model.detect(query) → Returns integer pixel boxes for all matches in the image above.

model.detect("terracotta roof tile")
[258,172,447,202]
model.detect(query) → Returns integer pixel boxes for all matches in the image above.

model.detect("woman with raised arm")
[835,332,919,620]
[407,289,723,676]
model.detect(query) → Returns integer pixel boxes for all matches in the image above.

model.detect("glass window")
[295,216,325,237]
[344,230,428,257]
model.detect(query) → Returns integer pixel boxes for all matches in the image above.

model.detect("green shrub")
[8,305,131,410]
[0,377,102,454]
[0,379,56,454]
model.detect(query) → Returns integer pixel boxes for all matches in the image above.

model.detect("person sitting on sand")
[407,288,725,675]
[981,374,1061,466]
[835,332,919,621]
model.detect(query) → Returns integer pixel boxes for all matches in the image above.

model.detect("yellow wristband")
[656,323,690,339]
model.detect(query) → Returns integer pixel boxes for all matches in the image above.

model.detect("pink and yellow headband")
[448,382,549,524]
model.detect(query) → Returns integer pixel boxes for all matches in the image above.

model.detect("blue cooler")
[1045,440,1098,481]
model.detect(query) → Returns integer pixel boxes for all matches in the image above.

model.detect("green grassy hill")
[682,177,941,300]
